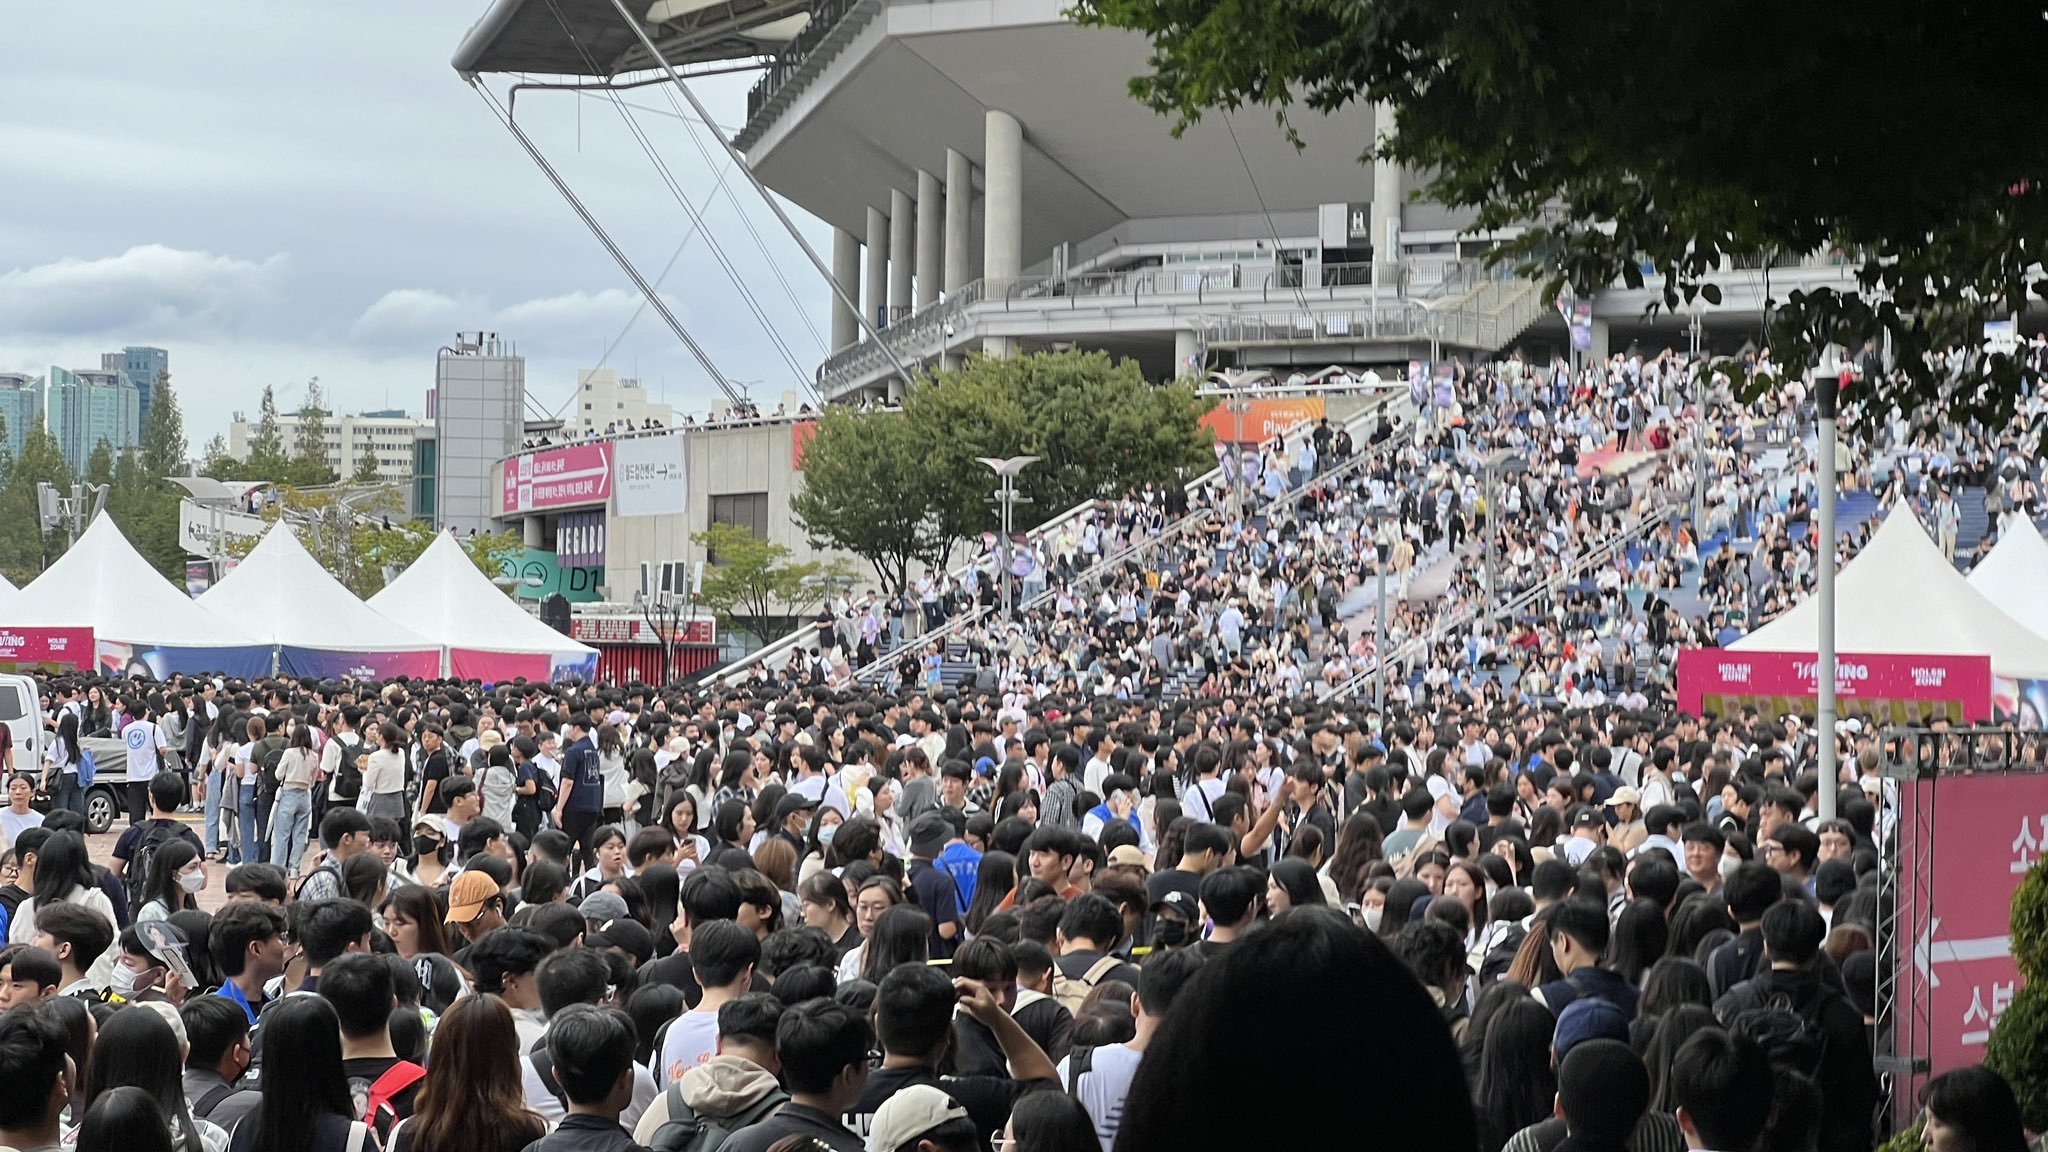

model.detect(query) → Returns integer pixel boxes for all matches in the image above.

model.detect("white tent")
[1735,509,2048,677]
[199,524,441,676]
[370,532,595,680]
[9,513,269,675]
[1967,517,2048,642]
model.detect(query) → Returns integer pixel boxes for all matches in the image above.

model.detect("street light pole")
[1366,508,1394,716]
[1815,350,1842,822]
[979,456,1040,619]
[1689,304,1707,534]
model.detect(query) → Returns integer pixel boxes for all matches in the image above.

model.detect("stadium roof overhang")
[451,0,811,77]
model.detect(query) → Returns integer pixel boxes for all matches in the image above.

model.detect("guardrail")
[1330,490,1676,702]
[743,0,873,125]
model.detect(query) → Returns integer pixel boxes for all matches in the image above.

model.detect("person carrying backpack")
[1712,901,1874,1152]
[631,994,786,1151]
[712,999,863,1152]
[111,774,204,916]
[1049,896,1140,1015]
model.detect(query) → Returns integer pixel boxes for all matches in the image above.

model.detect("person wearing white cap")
[1602,786,1646,854]
[863,1084,979,1152]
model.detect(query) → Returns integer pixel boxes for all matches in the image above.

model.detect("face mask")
[414,836,443,860]
[109,963,144,998]
[1718,854,1740,880]
[1362,905,1384,931]
[180,869,206,895]
[1152,918,1188,948]
[818,824,837,846]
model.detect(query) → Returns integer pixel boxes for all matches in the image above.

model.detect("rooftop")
[452,0,815,76]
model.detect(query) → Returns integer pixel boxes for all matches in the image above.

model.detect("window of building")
[708,492,770,559]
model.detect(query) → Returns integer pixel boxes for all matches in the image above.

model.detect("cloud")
[0,245,288,339]
[349,286,686,351]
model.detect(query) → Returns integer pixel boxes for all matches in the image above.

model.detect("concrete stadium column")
[945,147,974,293]
[889,188,915,320]
[864,205,889,336]
[916,169,943,309]
[982,109,1024,356]
[831,228,860,350]
[1372,102,1403,290]
[1174,328,1201,378]
[1589,318,1612,364]
[523,516,542,548]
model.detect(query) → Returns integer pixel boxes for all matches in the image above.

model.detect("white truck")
[0,673,137,833]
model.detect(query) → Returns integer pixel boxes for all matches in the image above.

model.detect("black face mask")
[1152,917,1189,948]
[413,836,444,861]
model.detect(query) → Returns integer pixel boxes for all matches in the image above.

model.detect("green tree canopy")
[1071,0,2048,425]
[0,419,75,580]
[140,370,188,481]
[246,386,287,476]
[791,349,1210,593]
[691,522,850,646]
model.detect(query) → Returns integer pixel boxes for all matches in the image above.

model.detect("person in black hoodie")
[1552,1040,1647,1152]
[1713,901,1874,1152]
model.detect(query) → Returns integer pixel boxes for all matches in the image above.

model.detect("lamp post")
[1689,301,1708,534]
[979,456,1040,619]
[1814,346,1844,821]
[1365,507,1396,716]
[1481,450,1529,611]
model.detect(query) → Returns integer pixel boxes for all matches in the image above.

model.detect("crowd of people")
[0,655,2031,1152]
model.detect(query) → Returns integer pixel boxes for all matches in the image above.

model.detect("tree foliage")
[691,522,852,646]
[1069,0,2048,427]
[791,350,1210,593]
[0,418,74,582]
[140,371,187,481]
[293,378,334,482]
[225,484,521,599]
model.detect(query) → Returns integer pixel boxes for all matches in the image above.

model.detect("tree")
[1070,0,2048,426]
[790,349,1212,593]
[291,377,337,487]
[350,445,382,486]
[0,409,13,494]
[245,386,287,477]
[691,522,850,646]
[140,371,188,481]
[84,438,114,489]
[0,419,75,580]
[198,434,240,480]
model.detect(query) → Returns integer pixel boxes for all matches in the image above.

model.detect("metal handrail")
[1330,493,1676,701]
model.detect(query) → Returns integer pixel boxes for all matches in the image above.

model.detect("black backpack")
[1727,991,1829,1077]
[124,822,178,913]
[647,1079,788,1152]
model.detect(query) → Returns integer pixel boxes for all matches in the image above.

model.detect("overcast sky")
[1,0,830,449]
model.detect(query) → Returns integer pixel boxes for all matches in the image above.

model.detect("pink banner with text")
[1675,649,1992,724]
[501,443,611,515]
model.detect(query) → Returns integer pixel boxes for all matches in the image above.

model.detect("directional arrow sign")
[1912,917,2011,988]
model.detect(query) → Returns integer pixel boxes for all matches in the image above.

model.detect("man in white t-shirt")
[1060,947,1204,1152]
[122,699,168,827]
[656,920,757,1086]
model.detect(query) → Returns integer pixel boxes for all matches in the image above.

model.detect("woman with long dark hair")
[569,824,633,902]
[595,723,628,828]
[392,994,545,1152]
[1265,857,1327,915]
[230,996,366,1152]
[1003,1091,1099,1152]
[380,883,457,960]
[1921,1065,2029,1152]
[42,711,86,819]
[663,793,709,875]
[78,1007,220,1152]
[963,850,1015,937]
[1326,811,1385,905]
[9,830,117,946]
[75,1087,174,1152]
[859,903,932,985]
[1472,996,1558,1152]
[133,838,203,923]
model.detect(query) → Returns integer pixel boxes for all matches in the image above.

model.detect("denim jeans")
[53,771,83,819]
[269,788,312,876]
[237,782,261,865]
[203,768,225,855]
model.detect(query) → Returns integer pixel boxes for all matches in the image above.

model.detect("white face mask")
[180,868,207,895]
[108,962,141,998]
[1362,905,1384,931]
[1718,854,1741,880]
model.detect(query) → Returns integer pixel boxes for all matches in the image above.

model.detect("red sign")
[791,421,817,470]
[502,443,611,515]
[0,628,93,670]
[1897,771,2048,1080]
[1199,397,1325,446]
[569,616,715,646]
[1675,649,1993,725]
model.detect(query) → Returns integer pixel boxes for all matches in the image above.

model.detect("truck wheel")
[85,789,117,835]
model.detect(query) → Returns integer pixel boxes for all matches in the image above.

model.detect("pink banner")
[502,443,611,515]
[450,648,552,684]
[1897,771,2048,1082]
[1675,649,1993,724]
[0,628,92,670]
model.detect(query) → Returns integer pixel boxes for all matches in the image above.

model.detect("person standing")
[554,716,604,873]
[122,697,170,827]
[269,724,319,878]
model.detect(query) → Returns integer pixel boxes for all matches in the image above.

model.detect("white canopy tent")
[199,524,441,677]
[1967,516,2048,642]
[1734,509,2048,677]
[9,513,269,675]
[370,532,595,681]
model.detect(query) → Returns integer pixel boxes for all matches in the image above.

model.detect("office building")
[570,368,673,438]
[43,366,140,471]
[101,346,168,428]
[227,407,433,484]
[0,374,39,459]
[433,333,525,533]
